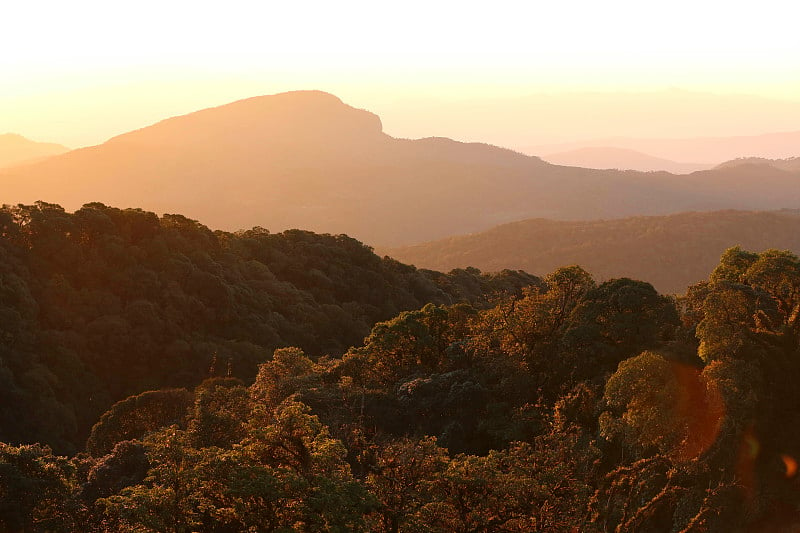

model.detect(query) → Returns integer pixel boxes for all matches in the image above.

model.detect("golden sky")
[3,0,800,148]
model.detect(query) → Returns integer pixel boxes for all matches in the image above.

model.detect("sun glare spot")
[781,454,797,479]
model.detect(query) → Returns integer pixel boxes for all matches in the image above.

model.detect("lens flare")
[781,454,797,479]
[673,362,724,462]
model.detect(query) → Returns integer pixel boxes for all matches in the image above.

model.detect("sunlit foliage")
[4,212,800,532]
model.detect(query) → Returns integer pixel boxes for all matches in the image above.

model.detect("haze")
[3,0,800,149]
[6,2,800,530]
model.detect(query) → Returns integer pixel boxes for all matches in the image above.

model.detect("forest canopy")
[0,201,536,453]
[2,203,800,531]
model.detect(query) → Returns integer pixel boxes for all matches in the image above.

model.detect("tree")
[600,351,720,462]
[363,437,449,532]
[250,347,317,408]
[87,389,193,457]
[564,278,679,378]
[709,246,759,284]
[0,443,75,532]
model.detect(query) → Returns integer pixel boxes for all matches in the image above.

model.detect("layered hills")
[2,91,800,246]
[527,130,800,165]
[382,210,800,294]
[542,146,711,173]
[0,133,69,169]
[715,156,800,173]
[4,92,800,532]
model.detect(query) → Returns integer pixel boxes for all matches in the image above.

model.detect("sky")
[2,0,800,148]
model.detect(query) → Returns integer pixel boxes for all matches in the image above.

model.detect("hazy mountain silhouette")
[715,157,800,173]
[2,91,800,246]
[527,130,800,165]
[382,210,800,294]
[385,89,800,153]
[542,146,711,173]
[0,134,69,169]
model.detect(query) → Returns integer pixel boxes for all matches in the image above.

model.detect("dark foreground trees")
[3,207,800,531]
[0,202,537,454]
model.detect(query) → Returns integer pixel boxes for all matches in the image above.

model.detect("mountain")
[381,210,800,294]
[542,146,711,173]
[715,156,800,173]
[0,133,69,169]
[526,130,800,165]
[2,91,800,247]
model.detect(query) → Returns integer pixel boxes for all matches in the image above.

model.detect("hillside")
[542,146,711,173]
[0,201,538,452]
[6,238,800,531]
[0,133,69,168]
[382,210,800,294]
[2,91,800,246]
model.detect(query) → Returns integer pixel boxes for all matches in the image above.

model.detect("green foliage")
[709,245,759,284]
[0,443,75,532]
[7,232,800,531]
[698,248,800,363]
[744,249,800,328]
[81,440,150,503]
[696,283,764,363]
[86,389,194,457]
[251,347,319,408]
[363,436,449,532]
[564,278,680,376]
[600,351,717,461]
[99,400,375,532]
[0,202,533,452]
[187,384,250,449]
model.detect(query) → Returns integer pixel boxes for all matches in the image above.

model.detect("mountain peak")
[245,89,344,104]
[1,133,67,147]
[6,92,800,247]
[0,133,28,143]
[0,134,69,168]
[106,90,383,147]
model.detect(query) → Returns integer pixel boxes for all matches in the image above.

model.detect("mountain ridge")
[0,133,70,169]
[381,210,800,294]
[714,156,800,173]
[525,130,800,164]
[543,146,712,173]
[2,91,800,247]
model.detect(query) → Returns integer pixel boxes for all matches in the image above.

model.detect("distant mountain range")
[715,157,800,173]
[542,146,712,173]
[0,133,69,169]
[382,89,800,154]
[381,210,800,294]
[527,130,800,166]
[2,91,800,247]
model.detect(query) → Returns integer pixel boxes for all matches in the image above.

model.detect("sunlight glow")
[2,0,799,147]
[782,454,798,479]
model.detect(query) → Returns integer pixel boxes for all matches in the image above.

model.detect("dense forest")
[0,201,536,454]
[3,203,800,531]
[384,209,800,294]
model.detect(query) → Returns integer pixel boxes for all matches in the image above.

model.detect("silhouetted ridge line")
[2,90,799,246]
